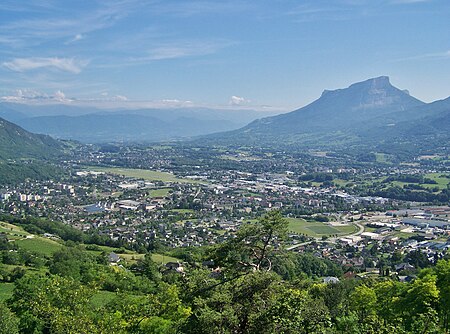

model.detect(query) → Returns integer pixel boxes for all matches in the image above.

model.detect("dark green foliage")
[0,302,19,334]
[0,161,62,184]
[1,209,450,333]
[0,117,64,184]
[0,117,62,160]
[212,210,288,273]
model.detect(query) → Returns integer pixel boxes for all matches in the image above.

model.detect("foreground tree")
[213,210,288,274]
[0,302,19,334]
[9,274,98,334]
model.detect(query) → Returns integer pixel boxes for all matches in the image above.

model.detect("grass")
[374,153,391,163]
[151,253,180,264]
[116,253,179,264]
[0,283,14,301]
[149,188,172,197]
[0,222,30,240]
[87,167,205,184]
[170,209,195,214]
[1,222,62,256]
[15,237,63,256]
[392,231,415,239]
[307,225,341,234]
[424,173,450,190]
[286,218,357,237]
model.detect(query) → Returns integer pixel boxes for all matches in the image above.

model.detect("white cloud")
[54,90,67,101]
[2,57,87,73]
[229,95,250,106]
[0,89,73,103]
[111,95,128,101]
[0,90,287,112]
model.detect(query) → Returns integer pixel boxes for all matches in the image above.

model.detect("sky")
[0,0,449,111]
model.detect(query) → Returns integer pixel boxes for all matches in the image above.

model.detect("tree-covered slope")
[0,117,62,160]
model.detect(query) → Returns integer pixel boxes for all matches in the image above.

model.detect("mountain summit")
[204,76,450,155]
[241,76,424,135]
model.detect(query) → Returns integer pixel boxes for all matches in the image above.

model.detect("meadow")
[88,167,206,184]
[286,218,357,237]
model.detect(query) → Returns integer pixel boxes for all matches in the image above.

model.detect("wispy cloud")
[393,50,450,62]
[65,34,84,45]
[0,2,139,46]
[3,57,88,73]
[148,43,226,60]
[126,40,234,63]
[286,3,357,22]
[149,1,252,17]
[390,0,433,4]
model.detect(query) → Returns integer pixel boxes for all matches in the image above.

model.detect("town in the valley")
[2,144,449,280]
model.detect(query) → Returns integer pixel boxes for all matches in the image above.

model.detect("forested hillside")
[1,211,449,333]
[0,117,62,160]
[0,117,64,184]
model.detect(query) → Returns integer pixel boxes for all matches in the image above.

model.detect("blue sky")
[0,0,449,111]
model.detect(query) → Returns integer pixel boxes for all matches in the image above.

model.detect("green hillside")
[0,117,62,160]
[0,117,64,183]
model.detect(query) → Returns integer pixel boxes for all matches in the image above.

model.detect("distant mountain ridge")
[0,103,280,143]
[206,76,449,156]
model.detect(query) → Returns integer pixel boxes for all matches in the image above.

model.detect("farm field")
[286,218,357,237]
[423,173,450,190]
[15,236,63,256]
[88,167,205,184]
[88,245,180,265]
[0,222,30,240]
[1,221,62,256]
[116,252,179,264]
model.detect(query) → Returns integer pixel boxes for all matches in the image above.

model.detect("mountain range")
[205,76,450,155]
[0,103,279,143]
[1,76,449,158]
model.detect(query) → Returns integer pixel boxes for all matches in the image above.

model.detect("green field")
[424,173,450,190]
[170,209,195,214]
[0,283,14,301]
[1,222,62,256]
[0,222,30,240]
[149,188,172,197]
[374,152,392,163]
[150,253,180,264]
[117,253,179,264]
[286,218,357,237]
[88,167,205,184]
[307,225,341,234]
[15,237,63,256]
